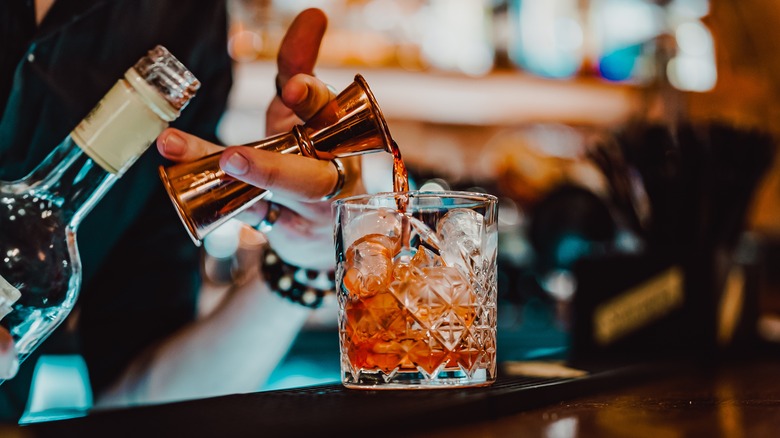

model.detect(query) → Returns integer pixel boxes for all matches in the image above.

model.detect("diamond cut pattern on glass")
[337,196,497,387]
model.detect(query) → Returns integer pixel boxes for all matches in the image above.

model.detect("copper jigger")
[159,74,394,246]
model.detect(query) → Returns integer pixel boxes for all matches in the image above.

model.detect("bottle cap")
[131,45,201,113]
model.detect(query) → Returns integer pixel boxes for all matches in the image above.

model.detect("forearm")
[95,273,311,408]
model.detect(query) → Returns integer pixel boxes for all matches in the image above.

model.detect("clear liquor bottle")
[0,46,200,382]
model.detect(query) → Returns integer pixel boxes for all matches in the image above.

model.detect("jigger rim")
[353,74,394,155]
[334,190,499,209]
[158,165,204,246]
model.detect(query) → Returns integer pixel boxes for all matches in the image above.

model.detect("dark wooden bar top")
[415,356,780,437]
[6,353,779,437]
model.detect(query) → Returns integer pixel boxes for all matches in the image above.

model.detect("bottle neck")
[26,136,116,229]
[25,77,173,229]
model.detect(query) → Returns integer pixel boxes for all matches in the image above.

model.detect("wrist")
[260,246,335,309]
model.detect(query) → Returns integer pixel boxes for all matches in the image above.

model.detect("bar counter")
[419,356,780,437]
[7,353,779,437]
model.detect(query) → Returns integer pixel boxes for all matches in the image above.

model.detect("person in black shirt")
[0,2,348,420]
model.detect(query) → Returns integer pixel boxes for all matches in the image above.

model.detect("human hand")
[266,7,332,135]
[157,8,364,270]
[0,326,18,380]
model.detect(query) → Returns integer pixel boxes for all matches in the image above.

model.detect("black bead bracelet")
[260,246,335,309]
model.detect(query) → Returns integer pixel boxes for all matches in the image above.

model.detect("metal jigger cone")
[159,74,394,246]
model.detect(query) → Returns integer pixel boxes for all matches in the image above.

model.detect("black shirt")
[0,0,233,421]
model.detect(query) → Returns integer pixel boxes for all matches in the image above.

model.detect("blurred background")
[22,0,780,422]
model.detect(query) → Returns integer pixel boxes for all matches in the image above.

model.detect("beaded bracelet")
[260,246,336,309]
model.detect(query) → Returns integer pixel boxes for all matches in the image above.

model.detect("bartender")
[0,3,359,420]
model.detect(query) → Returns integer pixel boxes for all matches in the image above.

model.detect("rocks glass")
[334,191,498,389]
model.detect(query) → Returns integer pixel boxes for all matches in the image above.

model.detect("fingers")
[157,128,223,163]
[265,73,336,135]
[273,8,334,123]
[239,198,329,236]
[0,327,18,379]
[248,200,335,271]
[220,146,340,202]
[280,74,336,122]
[156,127,355,204]
[276,8,327,87]
[265,97,302,136]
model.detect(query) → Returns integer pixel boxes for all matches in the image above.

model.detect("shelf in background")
[222,62,641,136]
[217,62,644,186]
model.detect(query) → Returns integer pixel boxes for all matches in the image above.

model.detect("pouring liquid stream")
[390,140,415,261]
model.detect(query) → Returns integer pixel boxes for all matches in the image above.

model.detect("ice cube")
[408,216,442,255]
[437,208,485,276]
[391,260,416,283]
[410,246,444,270]
[343,234,395,298]
[343,208,402,250]
[390,243,443,284]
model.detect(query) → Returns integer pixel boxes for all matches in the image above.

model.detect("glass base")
[342,368,494,390]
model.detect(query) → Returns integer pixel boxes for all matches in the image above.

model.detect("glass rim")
[333,190,498,207]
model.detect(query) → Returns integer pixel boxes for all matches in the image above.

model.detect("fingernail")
[223,152,249,175]
[163,132,186,157]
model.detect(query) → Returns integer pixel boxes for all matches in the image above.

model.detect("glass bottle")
[0,46,200,382]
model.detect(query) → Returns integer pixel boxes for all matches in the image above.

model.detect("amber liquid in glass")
[341,141,491,383]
